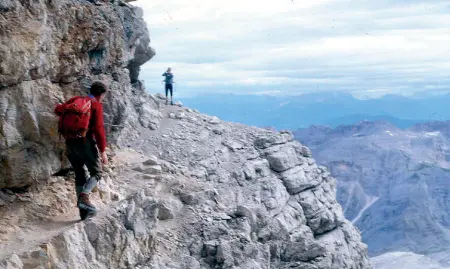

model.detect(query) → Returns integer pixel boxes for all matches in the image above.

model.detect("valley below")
[295,120,450,268]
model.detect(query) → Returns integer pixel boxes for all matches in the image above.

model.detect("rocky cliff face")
[0,0,158,188]
[1,102,371,269]
[0,1,370,268]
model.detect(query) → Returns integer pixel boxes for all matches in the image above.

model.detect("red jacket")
[55,96,107,152]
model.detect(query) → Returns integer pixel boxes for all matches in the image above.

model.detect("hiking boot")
[78,193,97,212]
[80,208,97,220]
[165,100,168,105]
[79,208,89,220]
[170,101,174,105]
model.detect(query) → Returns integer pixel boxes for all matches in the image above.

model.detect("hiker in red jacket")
[54,81,108,219]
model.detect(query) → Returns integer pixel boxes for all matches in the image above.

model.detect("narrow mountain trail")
[0,209,81,260]
[0,153,151,260]
[0,103,183,261]
[0,100,371,268]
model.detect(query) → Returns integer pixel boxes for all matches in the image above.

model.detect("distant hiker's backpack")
[58,96,92,139]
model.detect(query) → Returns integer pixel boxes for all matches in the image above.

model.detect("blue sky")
[133,0,450,98]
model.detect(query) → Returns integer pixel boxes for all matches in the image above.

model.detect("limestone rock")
[300,146,313,157]
[157,197,183,220]
[133,163,162,175]
[143,156,159,166]
[266,146,304,172]
[0,0,157,188]
[175,112,185,119]
[0,1,371,269]
[209,116,221,124]
[1,254,23,269]
[119,116,369,267]
[243,159,270,180]
[254,132,293,149]
[222,140,244,152]
[280,165,322,194]
[296,184,345,235]
[154,93,166,100]
[146,165,163,174]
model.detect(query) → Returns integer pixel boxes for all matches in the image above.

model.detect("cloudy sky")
[132,0,450,98]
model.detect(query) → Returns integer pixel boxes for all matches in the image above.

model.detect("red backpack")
[58,96,92,139]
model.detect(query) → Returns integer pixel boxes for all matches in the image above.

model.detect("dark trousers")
[165,83,173,97]
[66,137,102,196]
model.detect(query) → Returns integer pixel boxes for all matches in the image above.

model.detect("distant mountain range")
[295,120,450,267]
[180,92,450,129]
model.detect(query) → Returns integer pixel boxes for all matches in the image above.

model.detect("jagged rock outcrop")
[0,1,371,269]
[129,103,371,269]
[0,0,158,188]
[1,103,371,269]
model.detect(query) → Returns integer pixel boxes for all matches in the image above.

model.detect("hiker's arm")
[92,103,107,153]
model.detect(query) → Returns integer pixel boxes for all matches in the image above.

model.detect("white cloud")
[133,0,450,98]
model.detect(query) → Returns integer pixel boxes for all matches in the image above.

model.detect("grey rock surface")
[0,0,157,188]
[0,106,372,269]
[0,126,372,268]
[0,1,370,269]
[123,105,371,269]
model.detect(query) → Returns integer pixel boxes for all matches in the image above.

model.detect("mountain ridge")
[294,120,450,266]
[0,1,370,268]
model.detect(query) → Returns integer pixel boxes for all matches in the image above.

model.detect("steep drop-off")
[295,121,450,266]
[0,1,371,268]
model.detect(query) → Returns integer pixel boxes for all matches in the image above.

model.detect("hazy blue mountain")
[295,120,450,266]
[180,93,450,129]
[326,114,428,129]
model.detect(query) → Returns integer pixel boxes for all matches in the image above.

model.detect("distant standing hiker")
[54,81,109,220]
[162,67,174,105]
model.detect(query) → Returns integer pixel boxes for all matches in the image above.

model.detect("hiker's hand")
[101,151,109,165]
